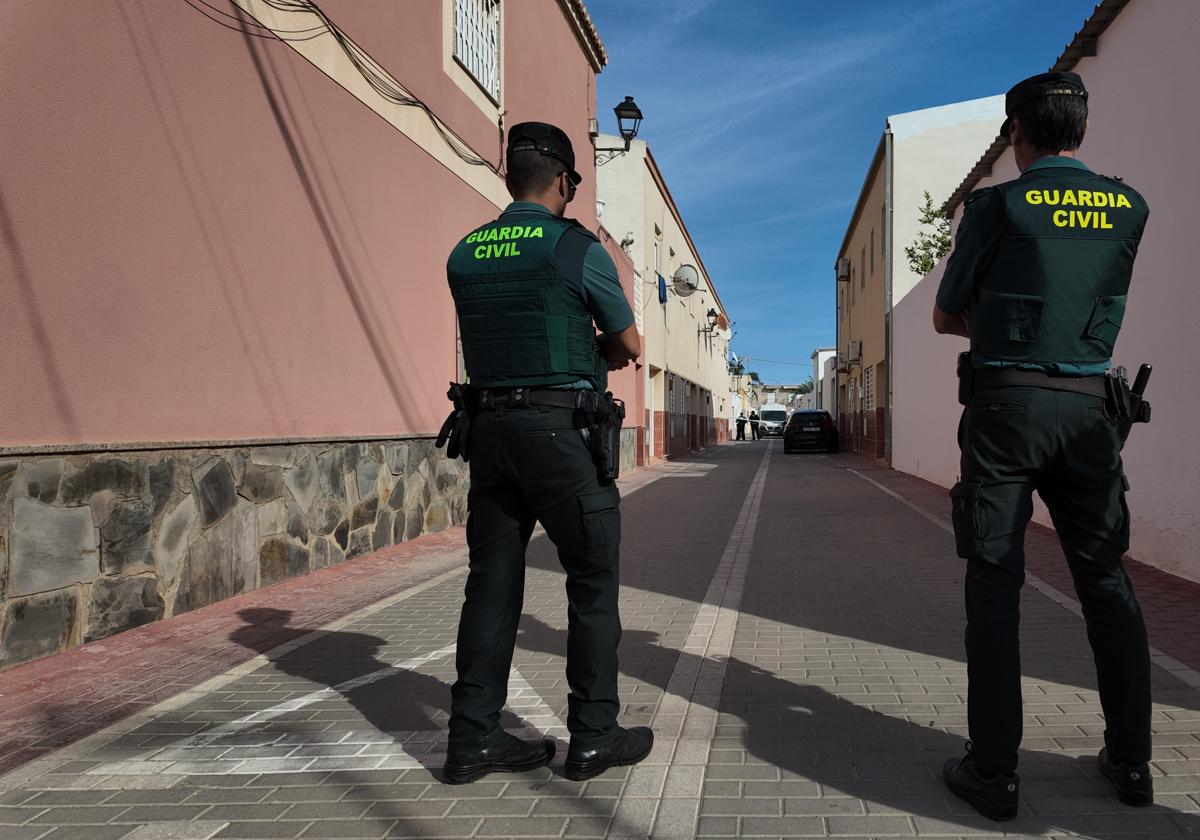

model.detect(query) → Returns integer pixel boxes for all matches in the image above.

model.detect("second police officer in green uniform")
[933,72,1153,819]
[439,122,653,784]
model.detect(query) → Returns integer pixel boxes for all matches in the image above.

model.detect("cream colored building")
[596,135,733,460]
[836,96,1004,460]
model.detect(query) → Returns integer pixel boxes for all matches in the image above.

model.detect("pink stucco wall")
[892,0,1200,580]
[0,0,613,449]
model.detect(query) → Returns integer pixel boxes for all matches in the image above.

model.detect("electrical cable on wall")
[183,0,327,40]
[181,0,499,172]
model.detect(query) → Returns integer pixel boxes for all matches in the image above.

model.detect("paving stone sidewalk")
[1,442,1198,839]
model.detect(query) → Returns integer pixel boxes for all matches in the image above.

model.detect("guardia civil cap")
[507,122,582,186]
[1001,71,1088,136]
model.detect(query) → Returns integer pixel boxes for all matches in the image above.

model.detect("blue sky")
[588,0,1100,383]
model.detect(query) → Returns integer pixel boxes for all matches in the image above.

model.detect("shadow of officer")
[514,614,1200,838]
[229,609,459,747]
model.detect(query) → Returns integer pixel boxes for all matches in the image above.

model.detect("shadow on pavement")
[515,614,1200,838]
[229,609,560,773]
[227,608,643,834]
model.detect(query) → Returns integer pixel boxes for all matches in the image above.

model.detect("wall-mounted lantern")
[596,96,644,165]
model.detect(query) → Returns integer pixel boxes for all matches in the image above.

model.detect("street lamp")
[614,96,643,144]
[596,96,644,165]
[698,308,720,335]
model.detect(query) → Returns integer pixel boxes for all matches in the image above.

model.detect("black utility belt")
[436,381,625,483]
[971,367,1108,398]
[468,387,601,411]
[955,352,1154,445]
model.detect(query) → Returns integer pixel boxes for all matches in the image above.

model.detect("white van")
[757,405,789,438]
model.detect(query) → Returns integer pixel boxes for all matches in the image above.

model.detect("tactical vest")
[447,208,602,389]
[969,164,1149,367]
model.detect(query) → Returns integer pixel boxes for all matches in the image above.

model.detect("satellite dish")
[671,264,701,297]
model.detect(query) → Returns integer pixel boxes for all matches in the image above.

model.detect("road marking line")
[846,467,1200,690]
[618,442,771,839]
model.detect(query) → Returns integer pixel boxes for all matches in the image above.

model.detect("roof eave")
[555,0,607,72]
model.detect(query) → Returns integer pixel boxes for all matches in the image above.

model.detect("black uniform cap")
[507,122,582,186]
[1000,71,1088,136]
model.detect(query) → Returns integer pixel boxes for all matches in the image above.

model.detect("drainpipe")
[883,125,895,466]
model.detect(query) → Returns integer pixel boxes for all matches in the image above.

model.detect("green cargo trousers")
[447,403,622,751]
[951,385,1151,776]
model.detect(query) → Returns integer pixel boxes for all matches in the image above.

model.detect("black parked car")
[783,410,838,454]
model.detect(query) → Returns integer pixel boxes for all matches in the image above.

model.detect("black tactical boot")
[564,726,654,781]
[443,733,554,784]
[943,746,1019,821]
[1099,747,1154,806]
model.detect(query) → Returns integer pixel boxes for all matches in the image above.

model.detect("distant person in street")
[735,412,747,440]
[933,72,1153,819]
[439,122,651,785]
[748,410,760,440]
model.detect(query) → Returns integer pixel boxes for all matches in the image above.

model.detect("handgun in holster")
[1104,364,1152,444]
[435,382,472,461]
[586,392,625,484]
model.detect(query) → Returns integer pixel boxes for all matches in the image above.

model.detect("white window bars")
[454,0,500,101]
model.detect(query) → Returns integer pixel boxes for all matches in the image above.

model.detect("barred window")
[454,0,500,101]
[864,366,874,412]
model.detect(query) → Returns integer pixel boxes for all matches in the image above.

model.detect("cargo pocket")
[974,293,1043,347]
[579,487,621,566]
[950,480,983,560]
[950,480,1028,567]
[1084,294,1127,354]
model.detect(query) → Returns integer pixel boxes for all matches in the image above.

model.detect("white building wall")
[811,348,835,411]
[596,135,733,454]
[889,96,1006,304]
[892,0,1200,581]
[821,356,837,415]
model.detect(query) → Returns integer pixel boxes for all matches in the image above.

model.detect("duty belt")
[973,368,1108,398]
[469,387,601,411]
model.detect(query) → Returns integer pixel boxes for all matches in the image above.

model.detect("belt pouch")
[957,352,974,407]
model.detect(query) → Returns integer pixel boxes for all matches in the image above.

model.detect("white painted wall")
[811,348,835,411]
[596,135,733,431]
[892,0,1200,581]
[821,356,837,415]
[890,96,1006,304]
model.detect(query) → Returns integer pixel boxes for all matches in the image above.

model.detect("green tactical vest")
[969,164,1149,367]
[447,207,603,389]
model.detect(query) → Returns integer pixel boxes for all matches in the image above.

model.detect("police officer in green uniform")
[934,72,1153,819]
[440,122,653,784]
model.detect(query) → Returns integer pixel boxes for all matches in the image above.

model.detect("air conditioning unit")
[847,340,862,362]
[836,257,851,282]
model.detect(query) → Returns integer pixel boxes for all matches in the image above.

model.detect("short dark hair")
[505,149,564,197]
[1012,94,1088,153]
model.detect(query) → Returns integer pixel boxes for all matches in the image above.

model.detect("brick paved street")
[2,442,1199,839]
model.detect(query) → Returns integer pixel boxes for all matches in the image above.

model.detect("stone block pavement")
[1,442,1198,839]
